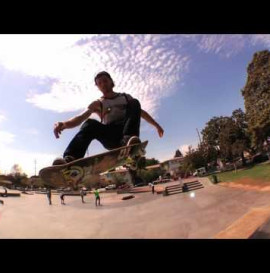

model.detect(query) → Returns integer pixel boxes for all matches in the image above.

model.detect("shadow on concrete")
[249,218,270,239]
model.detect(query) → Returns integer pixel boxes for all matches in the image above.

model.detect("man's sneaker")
[120,135,141,147]
[65,155,76,163]
[52,158,66,165]
[121,135,141,147]
[52,155,75,166]
[127,136,141,146]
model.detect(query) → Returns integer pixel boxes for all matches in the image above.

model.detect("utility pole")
[196,128,202,146]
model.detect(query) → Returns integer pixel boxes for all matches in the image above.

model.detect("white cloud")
[194,34,270,58]
[0,114,6,123]
[0,127,51,176]
[0,34,191,117]
[156,153,174,163]
[0,144,55,176]
[23,128,40,136]
[1,34,270,118]
[0,131,15,144]
[180,144,191,156]
[0,122,48,176]
[196,35,247,58]
[250,34,270,47]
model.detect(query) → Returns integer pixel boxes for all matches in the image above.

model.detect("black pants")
[64,99,141,159]
[95,196,100,206]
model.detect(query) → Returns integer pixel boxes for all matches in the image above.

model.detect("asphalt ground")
[1,179,270,238]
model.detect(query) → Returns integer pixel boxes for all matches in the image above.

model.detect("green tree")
[231,108,252,164]
[201,116,230,165]
[241,50,270,151]
[201,111,252,167]
[145,158,160,166]
[182,145,206,175]
[174,149,183,158]
[139,168,162,184]
[10,173,28,187]
[197,141,218,168]
[201,116,229,149]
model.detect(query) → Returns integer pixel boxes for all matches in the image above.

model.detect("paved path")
[1,181,270,238]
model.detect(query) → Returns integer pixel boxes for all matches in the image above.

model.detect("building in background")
[159,157,184,179]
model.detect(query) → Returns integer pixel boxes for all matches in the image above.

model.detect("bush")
[139,169,162,184]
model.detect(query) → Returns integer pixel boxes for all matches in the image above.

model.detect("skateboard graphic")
[39,141,148,189]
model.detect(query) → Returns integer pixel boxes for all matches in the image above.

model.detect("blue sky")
[0,34,269,176]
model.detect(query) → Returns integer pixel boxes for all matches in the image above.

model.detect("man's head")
[94,71,115,92]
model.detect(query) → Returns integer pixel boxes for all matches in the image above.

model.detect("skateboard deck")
[39,141,148,189]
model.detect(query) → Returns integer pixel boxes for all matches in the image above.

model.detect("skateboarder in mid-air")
[53,71,164,165]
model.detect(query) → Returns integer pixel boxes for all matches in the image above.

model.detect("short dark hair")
[94,71,115,87]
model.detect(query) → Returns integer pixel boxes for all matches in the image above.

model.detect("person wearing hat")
[52,71,164,165]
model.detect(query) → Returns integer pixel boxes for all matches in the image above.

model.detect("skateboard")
[39,141,148,190]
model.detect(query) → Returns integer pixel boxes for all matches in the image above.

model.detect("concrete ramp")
[198,177,215,187]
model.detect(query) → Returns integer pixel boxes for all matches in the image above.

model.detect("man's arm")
[141,109,164,137]
[54,100,101,139]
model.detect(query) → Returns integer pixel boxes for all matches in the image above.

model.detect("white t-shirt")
[99,93,133,125]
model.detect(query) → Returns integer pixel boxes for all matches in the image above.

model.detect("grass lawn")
[208,161,270,183]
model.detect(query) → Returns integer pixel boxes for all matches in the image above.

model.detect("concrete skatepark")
[1,178,270,239]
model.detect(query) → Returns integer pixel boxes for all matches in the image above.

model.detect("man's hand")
[141,109,164,138]
[156,124,164,137]
[53,108,93,139]
[54,122,65,139]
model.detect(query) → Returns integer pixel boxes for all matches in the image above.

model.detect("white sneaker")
[127,136,141,146]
